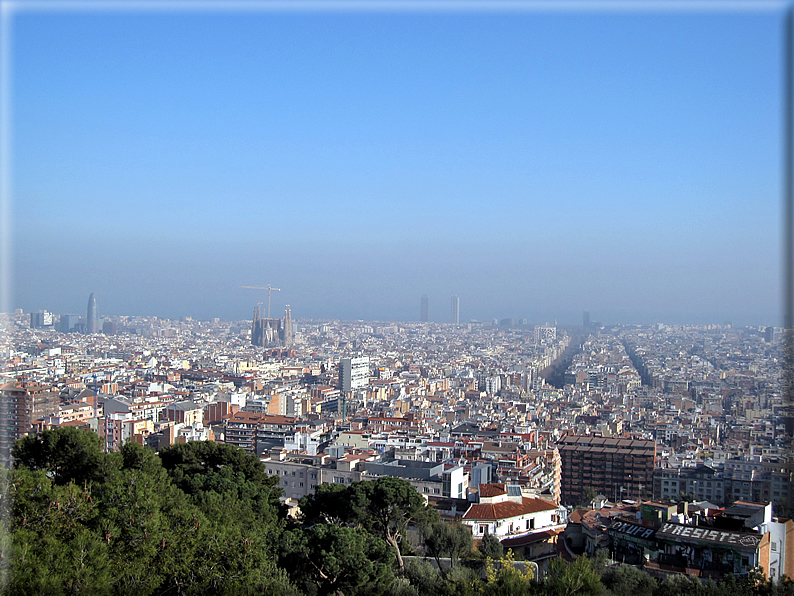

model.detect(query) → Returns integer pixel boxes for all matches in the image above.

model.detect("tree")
[652,574,706,596]
[546,556,606,596]
[159,440,283,525]
[578,487,598,508]
[281,524,394,596]
[351,476,440,574]
[600,563,656,596]
[8,469,113,595]
[12,426,107,486]
[423,522,474,574]
[299,481,353,526]
[8,436,297,596]
[479,532,504,560]
[484,549,539,596]
[402,558,444,596]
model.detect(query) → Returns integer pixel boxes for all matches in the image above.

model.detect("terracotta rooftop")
[463,497,558,521]
[479,483,507,498]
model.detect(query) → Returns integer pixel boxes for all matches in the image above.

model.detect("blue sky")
[9,4,784,325]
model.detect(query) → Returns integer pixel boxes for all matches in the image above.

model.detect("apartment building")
[558,435,656,506]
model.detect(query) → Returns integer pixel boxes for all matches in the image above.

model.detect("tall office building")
[87,293,98,334]
[58,314,80,333]
[420,295,429,322]
[451,295,460,325]
[30,311,54,328]
[535,325,557,344]
[338,356,370,393]
[583,311,591,329]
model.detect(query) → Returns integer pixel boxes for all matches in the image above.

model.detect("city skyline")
[5,3,785,326]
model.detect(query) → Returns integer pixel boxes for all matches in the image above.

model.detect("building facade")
[558,435,656,506]
[339,356,370,393]
[87,293,98,334]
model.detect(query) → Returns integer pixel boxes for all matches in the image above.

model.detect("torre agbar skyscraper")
[87,292,98,334]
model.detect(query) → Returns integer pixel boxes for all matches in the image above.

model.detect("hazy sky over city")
[8,3,785,325]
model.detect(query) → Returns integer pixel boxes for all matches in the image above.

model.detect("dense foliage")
[3,428,794,596]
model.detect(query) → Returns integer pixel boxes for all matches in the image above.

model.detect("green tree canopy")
[158,439,283,522]
[12,426,107,486]
[479,532,504,560]
[546,556,605,596]
[423,522,473,573]
[298,481,352,526]
[484,550,539,596]
[8,431,298,596]
[281,524,394,596]
[600,563,655,596]
[352,476,440,573]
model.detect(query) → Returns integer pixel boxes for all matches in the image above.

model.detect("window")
[299,482,304,487]
[772,542,777,552]
[423,487,430,493]
[434,488,440,494]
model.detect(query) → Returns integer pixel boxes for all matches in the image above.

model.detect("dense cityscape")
[1,292,792,594]
[4,3,788,593]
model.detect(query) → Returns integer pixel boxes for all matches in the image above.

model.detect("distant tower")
[86,293,98,334]
[282,305,294,348]
[451,295,460,325]
[252,304,263,347]
[420,295,429,322]
[583,311,591,329]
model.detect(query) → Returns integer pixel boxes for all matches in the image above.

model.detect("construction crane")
[240,285,281,318]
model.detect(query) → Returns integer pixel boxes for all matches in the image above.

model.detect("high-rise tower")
[420,295,429,322]
[451,295,460,325]
[282,305,293,348]
[87,293,98,334]
[338,356,370,393]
